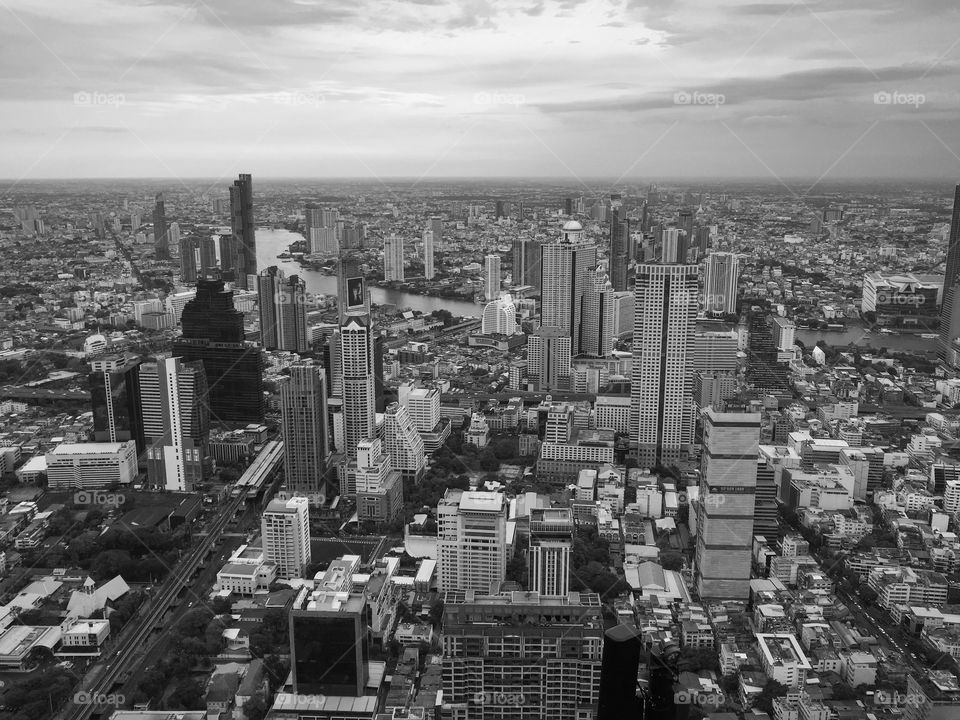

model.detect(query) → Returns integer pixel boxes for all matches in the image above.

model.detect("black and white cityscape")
[1,2,960,720]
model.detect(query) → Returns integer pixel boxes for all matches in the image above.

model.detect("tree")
[753,679,789,715]
[168,677,205,710]
[859,586,878,605]
[211,596,233,615]
[244,694,268,720]
[660,550,684,571]
[831,683,859,700]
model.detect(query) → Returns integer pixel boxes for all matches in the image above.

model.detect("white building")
[484,254,501,301]
[384,234,404,282]
[423,229,435,280]
[437,489,507,592]
[756,633,811,688]
[703,252,740,315]
[261,497,311,580]
[481,294,517,336]
[45,441,138,490]
[382,402,425,481]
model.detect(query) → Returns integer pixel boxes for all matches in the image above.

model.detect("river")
[795,326,937,354]
[255,228,483,317]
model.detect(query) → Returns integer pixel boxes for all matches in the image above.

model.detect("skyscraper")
[484,254,501,301]
[527,326,572,390]
[437,489,506,592]
[336,253,369,321]
[422,229,435,279]
[262,496,311,580]
[198,235,218,278]
[152,193,169,260]
[228,173,256,289]
[938,184,960,361]
[179,235,197,283]
[281,361,330,503]
[173,278,265,423]
[481,294,517,335]
[512,236,542,289]
[382,402,425,482]
[678,208,694,262]
[540,220,597,355]
[580,265,614,357]
[630,263,699,466]
[597,624,643,720]
[430,215,443,246]
[340,316,376,456]
[694,407,761,598]
[528,507,573,596]
[258,266,309,352]
[703,252,740,316]
[384,234,404,281]
[139,356,209,491]
[305,204,339,255]
[89,356,144,453]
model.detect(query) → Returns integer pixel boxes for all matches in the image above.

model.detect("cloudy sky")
[2,0,959,181]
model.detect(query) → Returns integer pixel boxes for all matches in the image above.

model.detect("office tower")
[340,316,376,456]
[351,438,404,523]
[423,229,435,279]
[694,408,761,598]
[692,322,740,374]
[336,253,369,321]
[139,356,209,492]
[484,254,501,301]
[258,266,309,352]
[305,204,339,255]
[695,226,711,257]
[173,278,265,423]
[372,333,385,414]
[89,356,144,453]
[281,361,330,502]
[152,193,169,260]
[441,591,603,720]
[678,208,694,261]
[384,234,404,282]
[704,252,740,315]
[179,235,198,284]
[597,624,643,720]
[494,199,505,219]
[225,173,256,289]
[512,236,542,290]
[429,215,443,246]
[261,496,311,580]
[661,227,685,263]
[401,385,441,432]
[609,193,630,291]
[528,326,572,391]
[528,507,573,596]
[168,221,180,249]
[612,291,634,337]
[630,263,699,466]
[481,294,517,335]
[754,460,780,538]
[540,221,598,355]
[437,489,506,592]
[745,313,791,397]
[383,402,425,482]
[580,266,614,357]
[938,184,960,361]
[198,235,217,278]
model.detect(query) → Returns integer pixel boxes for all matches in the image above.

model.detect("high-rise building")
[527,326,572,391]
[198,235,218,278]
[430,215,443,246]
[152,193,169,260]
[610,193,631,292]
[423,229,435,279]
[694,407,761,598]
[89,356,144,453]
[351,438,404,524]
[441,591,604,720]
[261,496,311,580]
[400,385,441,433]
[227,173,256,289]
[340,316,376,456]
[704,252,740,316]
[631,263,699,466]
[179,235,197,283]
[528,507,573,596]
[383,402,425,482]
[437,489,506,592]
[540,221,597,355]
[384,234,404,282]
[281,361,330,503]
[661,227,684,264]
[678,208,694,262]
[513,236,542,290]
[481,294,517,335]
[139,356,209,491]
[173,278,265,423]
[597,624,643,720]
[305,204,339,255]
[580,266,614,357]
[938,184,960,362]
[336,253,369,321]
[484,254,501,301]
[258,266,309,352]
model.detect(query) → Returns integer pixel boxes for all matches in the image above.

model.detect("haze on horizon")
[2,0,959,184]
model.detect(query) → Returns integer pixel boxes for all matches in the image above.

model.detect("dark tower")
[597,624,643,720]
[153,193,169,260]
[89,358,145,453]
[938,184,960,361]
[228,173,256,289]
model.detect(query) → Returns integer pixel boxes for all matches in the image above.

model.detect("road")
[59,493,246,720]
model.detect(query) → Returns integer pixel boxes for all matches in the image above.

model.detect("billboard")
[346,276,365,310]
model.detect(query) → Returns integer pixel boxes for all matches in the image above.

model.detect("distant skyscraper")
[179,235,197,283]
[529,507,573,596]
[630,263,698,466]
[383,402,425,482]
[384,234,404,282]
[429,215,443,246]
[678,208,694,261]
[704,252,740,316]
[661,227,683,263]
[153,193,169,260]
[482,294,517,335]
[281,361,330,502]
[139,356,209,491]
[540,220,597,355]
[484,254,501,301]
[173,278,265,423]
[527,326,572,391]
[938,184,960,361]
[258,266,309,352]
[580,266,614,357]
[89,356,144,453]
[228,173,256,289]
[422,229,435,279]
[437,489,506,592]
[340,316,376,456]
[336,253,369,321]
[610,194,630,292]
[262,496,311,580]
[694,408,760,598]
[512,236,542,289]
[305,204,339,254]
[198,235,217,278]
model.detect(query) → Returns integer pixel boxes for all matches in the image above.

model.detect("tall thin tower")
[540,220,597,356]
[938,184,960,361]
[280,361,330,503]
[423,229,435,280]
[484,254,501,301]
[384,234,404,282]
[229,173,256,289]
[153,193,169,260]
